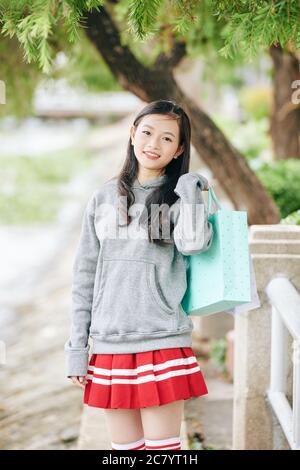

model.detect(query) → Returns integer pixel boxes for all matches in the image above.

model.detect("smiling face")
[130,114,184,178]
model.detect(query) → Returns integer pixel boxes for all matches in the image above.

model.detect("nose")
[148,136,160,150]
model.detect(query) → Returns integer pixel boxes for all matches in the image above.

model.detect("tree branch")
[154,38,187,70]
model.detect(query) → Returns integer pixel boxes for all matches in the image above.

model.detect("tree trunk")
[269,44,300,159]
[83,6,280,225]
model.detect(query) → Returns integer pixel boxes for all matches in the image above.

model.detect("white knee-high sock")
[111,437,145,450]
[145,436,181,451]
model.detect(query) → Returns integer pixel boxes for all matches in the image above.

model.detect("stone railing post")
[233,224,300,450]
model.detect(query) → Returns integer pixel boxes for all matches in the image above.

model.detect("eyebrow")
[141,124,176,138]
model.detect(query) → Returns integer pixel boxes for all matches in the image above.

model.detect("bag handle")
[207,186,222,214]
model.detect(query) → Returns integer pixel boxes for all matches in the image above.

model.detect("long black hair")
[117,99,191,246]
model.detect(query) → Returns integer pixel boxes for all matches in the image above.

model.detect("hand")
[69,376,88,388]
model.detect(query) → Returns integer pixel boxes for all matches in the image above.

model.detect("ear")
[174,144,184,159]
[130,126,135,145]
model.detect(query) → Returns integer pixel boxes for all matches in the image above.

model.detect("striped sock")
[145,436,181,451]
[111,437,145,450]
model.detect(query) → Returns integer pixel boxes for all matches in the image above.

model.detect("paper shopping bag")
[224,253,261,315]
[181,186,252,316]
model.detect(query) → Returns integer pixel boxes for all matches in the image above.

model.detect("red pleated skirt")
[83,347,208,409]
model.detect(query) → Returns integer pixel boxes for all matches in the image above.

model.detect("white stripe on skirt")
[86,365,201,385]
[88,356,200,376]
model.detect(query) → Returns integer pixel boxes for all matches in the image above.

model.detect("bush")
[256,159,300,219]
[280,209,300,225]
[213,114,270,162]
[239,86,272,121]
[209,338,227,374]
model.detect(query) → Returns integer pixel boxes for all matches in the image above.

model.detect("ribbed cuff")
[174,173,209,198]
[65,349,90,378]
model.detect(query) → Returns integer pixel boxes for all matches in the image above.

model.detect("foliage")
[51,28,122,92]
[239,85,273,121]
[213,114,270,161]
[0,0,104,74]
[0,147,90,223]
[2,1,298,75]
[256,159,300,218]
[2,1,297,114]
[280,209,300,225]
[0,35,41,116]
[118,0,300,62]
[211,0,300,60]
[209,338,227,374]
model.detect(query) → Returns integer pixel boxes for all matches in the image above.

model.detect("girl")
[64,99,218,451]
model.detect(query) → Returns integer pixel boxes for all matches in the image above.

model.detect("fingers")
[70,376,88,388]
[197,175,209,191]
[70,376,80,386]
[79,376,89,386]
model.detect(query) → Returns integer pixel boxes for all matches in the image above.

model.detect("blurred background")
[0,0,300,451]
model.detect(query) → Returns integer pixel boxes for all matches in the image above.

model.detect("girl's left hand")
[69,375,88,388]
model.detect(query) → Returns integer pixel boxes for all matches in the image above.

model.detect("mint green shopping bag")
[181,186,252,316]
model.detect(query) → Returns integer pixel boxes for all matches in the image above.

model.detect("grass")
[0,148,92,224]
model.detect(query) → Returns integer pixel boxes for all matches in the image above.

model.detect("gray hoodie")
[64,172,214,377]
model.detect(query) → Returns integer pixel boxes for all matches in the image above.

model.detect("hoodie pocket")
[90,258,175,336]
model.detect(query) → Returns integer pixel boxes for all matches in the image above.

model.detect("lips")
[144,151,160,159]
